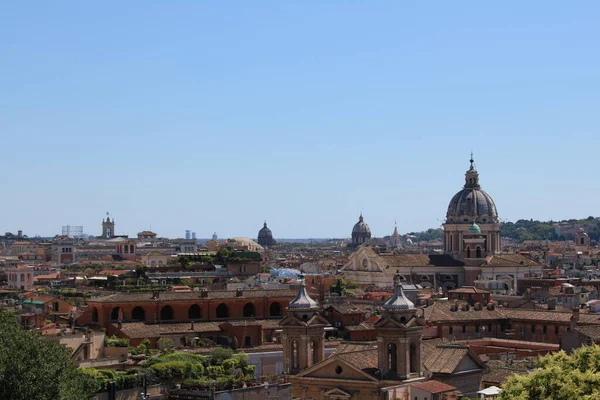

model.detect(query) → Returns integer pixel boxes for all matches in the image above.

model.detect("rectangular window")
[462,325,467,334]
[555,326,559,335]
[543,325,547,334]
[449,326,454,335]
[488,324,493,333]
[532,324,536,334]
[475,325,480,334]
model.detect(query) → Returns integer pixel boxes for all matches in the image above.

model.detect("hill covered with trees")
[408,216,600,243]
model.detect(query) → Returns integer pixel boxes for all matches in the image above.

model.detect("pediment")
[374,316,409,329]
[296,355,378,382]
[278,315,305,327]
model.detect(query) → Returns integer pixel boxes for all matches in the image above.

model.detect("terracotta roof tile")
[423,344,470,374]
[409,380,457,394]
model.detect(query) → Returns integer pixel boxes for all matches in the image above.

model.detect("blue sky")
[2,2,599,239]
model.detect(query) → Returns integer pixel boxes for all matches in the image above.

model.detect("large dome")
[446,157,499,224]
[352,214,371,234]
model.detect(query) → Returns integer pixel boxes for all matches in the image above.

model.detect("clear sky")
[2,2,599,239]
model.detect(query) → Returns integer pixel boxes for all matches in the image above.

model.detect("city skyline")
[3,2,600,238]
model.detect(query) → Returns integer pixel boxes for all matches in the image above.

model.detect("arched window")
[160,305,174,320]
[269,302,282,317]
[111,307,122,321]
[476,246,482,258]
[243,303,256,317]
[188,304,202,319]
[362,259,368,269]
[581,238,585,245]
[216,303,228,319]
[312,338,319,365]
[387,343,397,373]
[292,340,299,369]
[91,308,98,323]
[410,342,418,373]
[466,246,471,258]
[132,306,145,321]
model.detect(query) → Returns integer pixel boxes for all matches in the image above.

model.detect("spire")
[382,271,415,311]
[359,213,364,223]
[263,221,267,228]
[288,276,319,310]
[464,153,480,189]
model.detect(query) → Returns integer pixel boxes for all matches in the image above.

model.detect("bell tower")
[101,213,115,239]
[279,278,328,374]
[375,271,424,380]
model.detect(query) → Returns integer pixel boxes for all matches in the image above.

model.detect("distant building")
[185,230,191,240]
[101,215,115,239]
[390,223,401,248]
[351,214,371,246]
[137,231,157,240]
[212,232,218,241]
[257,222,276,247]
[192,232,196,240]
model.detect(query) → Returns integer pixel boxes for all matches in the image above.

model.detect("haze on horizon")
[2,2,599,239]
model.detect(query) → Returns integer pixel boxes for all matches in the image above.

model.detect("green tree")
[0,309,95,400]
[500,345,600,400]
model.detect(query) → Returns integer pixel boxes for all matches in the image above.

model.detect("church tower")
[101,214,115,239]
[375,271,424,380]
[444,155,501,255]
[279,278,328,374]
[390,221,401,248]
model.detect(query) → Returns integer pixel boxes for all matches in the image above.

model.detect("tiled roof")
[115,321,221,338]
[336,348,379,376]
[575,325,600,340]
[424,301,600,325]
[409,380,457,394]
[332,342,377,355]
[326,304,364,314]
[221,319,281,329]
[423,344,470,374]
[482,368,527,384]
[484,254,541,267]
[344,322,376,331]
[89,289,297,303]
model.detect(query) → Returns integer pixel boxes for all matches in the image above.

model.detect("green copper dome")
[469,222,481,234]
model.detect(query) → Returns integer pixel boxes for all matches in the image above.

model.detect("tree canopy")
[0,309,95,400]
[500,345,600,400]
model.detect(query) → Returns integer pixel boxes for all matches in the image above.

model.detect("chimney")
[487,302,495,311]
[570,308,580,331]
[152,291,160,300]
[474,302,482,311]
[200,288,208,298]
[450,300,458,312]
[462,303,470,311]
[547,298,556,311]
[236,288,243,297]
[190,320,195,331]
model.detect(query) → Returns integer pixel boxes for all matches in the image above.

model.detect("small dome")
[382,272,415,311]
[352,214,371,234]
[258,221,276,247]
[288,279,318,310]
[468,222,481,234]
[258,222,272,238]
